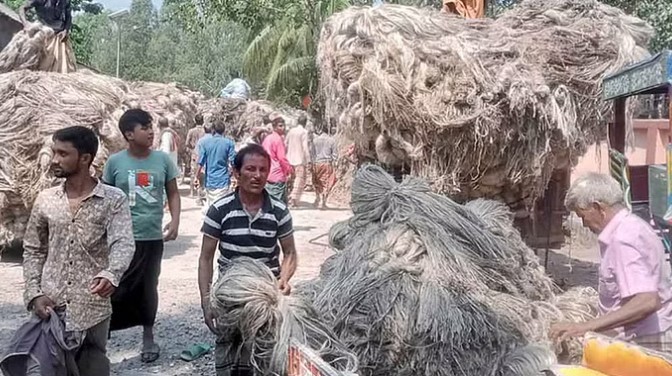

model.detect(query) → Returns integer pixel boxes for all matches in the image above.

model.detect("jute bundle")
[198,98,301,141]
[318,0,652,210]
[210,257,358,375]
[0,23,55,73]
[298,165,597,375]
[0,70,201,247]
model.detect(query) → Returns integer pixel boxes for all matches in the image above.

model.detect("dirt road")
[0,187,351,376]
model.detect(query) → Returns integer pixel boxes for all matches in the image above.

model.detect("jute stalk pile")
[293,165,597,375]
[318,0,652,210]
[0,70,200,248]
[198,98,301,141]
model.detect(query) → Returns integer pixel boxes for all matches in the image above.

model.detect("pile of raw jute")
[318,0,652,211]
[198,98,302,141]
[0,70,200,248]
[0,23,56,74]
[210,258,359,375]
[211,165,597,375]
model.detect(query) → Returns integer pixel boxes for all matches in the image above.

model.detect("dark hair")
[119,109,152,140]
[195,114,204,126]
[212,114,226,135]
[52,126,99,166]
[234,144,270,171]
[298,113,307,126]
[262,115,271,125]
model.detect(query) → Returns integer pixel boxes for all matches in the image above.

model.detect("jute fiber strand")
[198,98,302,142]
[0,70,200,247]
[317,0,652,210]
[210,257,359,375]
[297,165,598,375]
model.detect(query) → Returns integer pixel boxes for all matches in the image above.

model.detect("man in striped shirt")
[198,143,298,376]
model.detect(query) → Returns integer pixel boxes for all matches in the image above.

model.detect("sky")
[97,0,163,11]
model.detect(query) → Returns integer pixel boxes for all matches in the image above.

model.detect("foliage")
[602,0,672,52]
[82,0,248,96]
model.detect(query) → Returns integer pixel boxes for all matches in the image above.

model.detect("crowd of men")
[0,107,340,376]
[186,112,339,210]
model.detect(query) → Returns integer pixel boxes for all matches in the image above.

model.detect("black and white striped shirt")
[201,190,293,276]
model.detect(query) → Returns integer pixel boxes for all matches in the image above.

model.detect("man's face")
[234,154,270,195]
[51,140,86,178]
[575,203,606,234]
[125,123,154,148]
[273,121,286,136]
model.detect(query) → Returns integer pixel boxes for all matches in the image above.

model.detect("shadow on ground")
[543,248,599,290]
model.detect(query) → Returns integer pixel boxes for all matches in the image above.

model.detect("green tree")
[118,0,158,81]
[71,12,110,66]
[200,0,348,104]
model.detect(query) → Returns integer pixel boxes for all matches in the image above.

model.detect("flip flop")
[141,343,161,363]
[180,343,213,362]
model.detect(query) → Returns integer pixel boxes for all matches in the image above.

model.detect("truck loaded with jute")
[318,0,651,215]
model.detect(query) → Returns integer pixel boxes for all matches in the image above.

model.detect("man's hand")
[56,31,69,42]
[90,277,116,298]
[550,322,591,342]
[279,279,292,296]
[202,300,218,335]
[163,222,179,241]
[31,296,55,320]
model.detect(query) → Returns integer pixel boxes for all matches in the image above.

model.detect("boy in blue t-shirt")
[102,109,181,363]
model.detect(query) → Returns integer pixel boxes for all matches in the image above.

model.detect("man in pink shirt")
[551,173,672,351]
[262,113,293,203]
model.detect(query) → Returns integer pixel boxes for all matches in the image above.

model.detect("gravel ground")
[0,186,600,375]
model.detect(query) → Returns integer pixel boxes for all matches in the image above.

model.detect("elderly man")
[551,173,672,351]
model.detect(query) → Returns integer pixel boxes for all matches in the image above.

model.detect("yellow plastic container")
[581,332,672,376]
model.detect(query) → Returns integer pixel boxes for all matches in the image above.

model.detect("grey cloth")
[1,312,110,376]
[312,133,338,163]
[215,336,254,376]
[219,79,251,100]
[0,310,83,376]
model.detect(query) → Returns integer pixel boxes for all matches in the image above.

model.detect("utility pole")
[109,9,130,78]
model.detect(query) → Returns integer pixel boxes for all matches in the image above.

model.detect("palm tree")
[243,0,351,102]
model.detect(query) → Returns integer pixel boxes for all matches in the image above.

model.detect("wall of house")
[572,119,670,180]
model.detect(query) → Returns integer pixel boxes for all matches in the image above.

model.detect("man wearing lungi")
[103,109,182,363]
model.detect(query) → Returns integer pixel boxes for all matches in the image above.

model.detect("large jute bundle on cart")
[0,70,200,247]
[198,98,302,141]
[296,165,598,375]
[318,0,652,210]
[210,257,358,375]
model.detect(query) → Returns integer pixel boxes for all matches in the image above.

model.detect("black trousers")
[110,240,164,331]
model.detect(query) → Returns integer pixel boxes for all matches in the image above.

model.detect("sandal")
[141,343,161,363]
[180,343,213,362]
